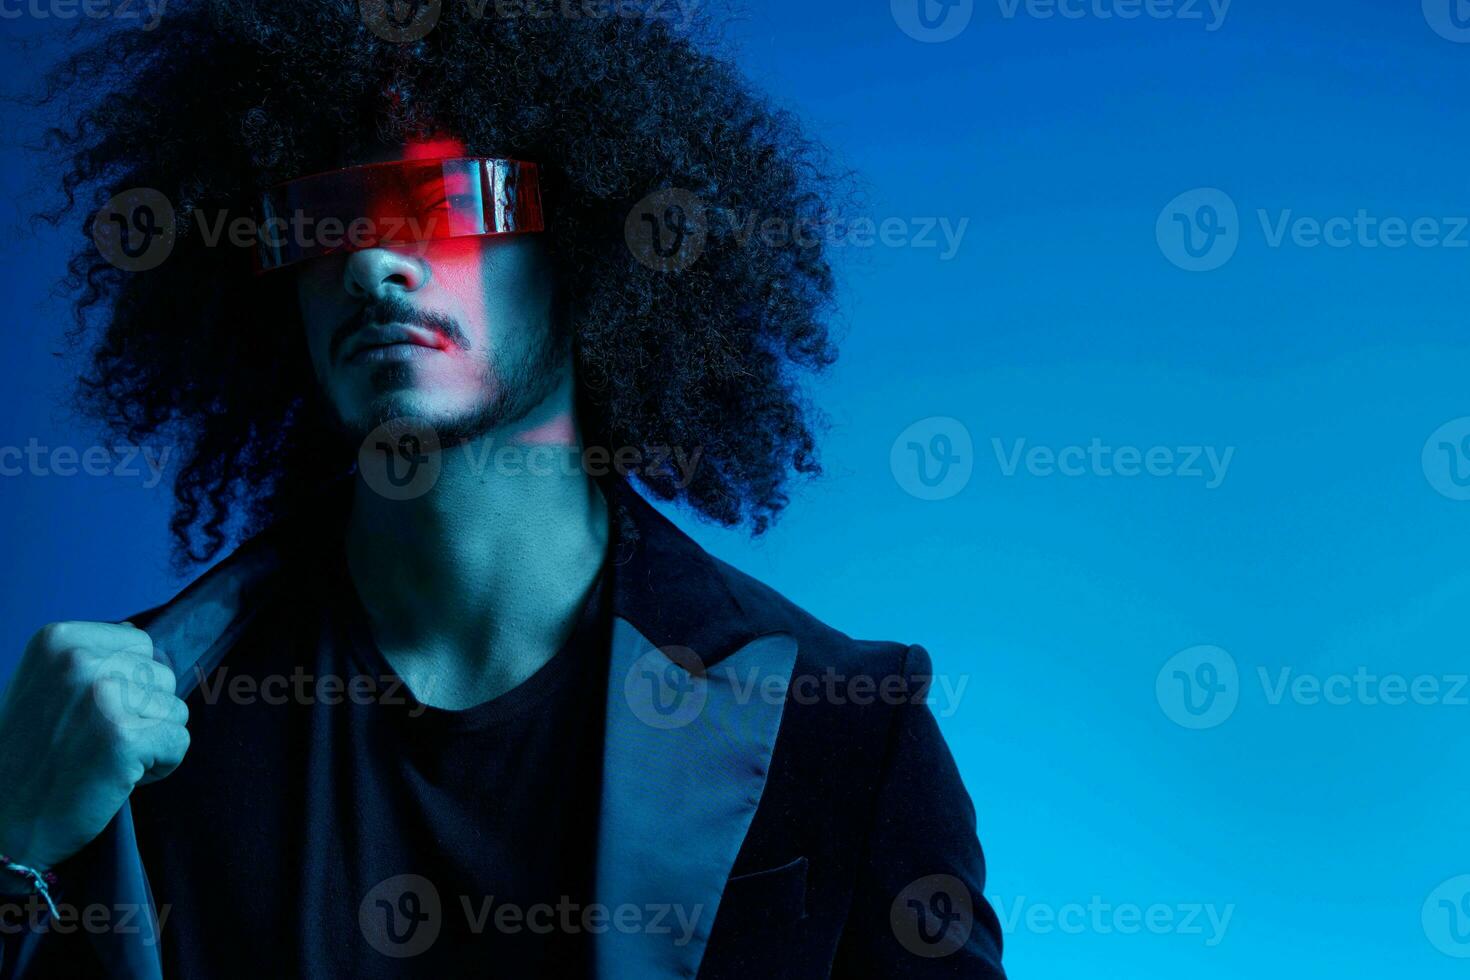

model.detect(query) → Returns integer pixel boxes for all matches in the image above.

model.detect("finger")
[135,693,189,726]
[91,664,181,736]
[135,723,190,785]
[91,652,177,696]
[47,621,155,654]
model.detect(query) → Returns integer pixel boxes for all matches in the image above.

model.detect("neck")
[344,383,610,706]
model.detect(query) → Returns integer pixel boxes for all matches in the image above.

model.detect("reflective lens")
[255,157,544,272]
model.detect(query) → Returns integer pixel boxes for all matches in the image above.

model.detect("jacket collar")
[604,478,772,672]
[137,475,767,678]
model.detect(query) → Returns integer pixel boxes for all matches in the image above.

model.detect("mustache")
[328,297,470,362]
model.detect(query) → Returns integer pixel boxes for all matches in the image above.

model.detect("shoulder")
[706,553,941,719]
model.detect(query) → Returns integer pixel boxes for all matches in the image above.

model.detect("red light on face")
[254,155,543,273]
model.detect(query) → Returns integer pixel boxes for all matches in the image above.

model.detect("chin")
[343,396,501,447]
[346,379,455,422]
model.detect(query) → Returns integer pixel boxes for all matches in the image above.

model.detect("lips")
[342,323,447,363]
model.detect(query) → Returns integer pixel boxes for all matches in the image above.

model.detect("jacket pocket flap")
[722,856,809,924]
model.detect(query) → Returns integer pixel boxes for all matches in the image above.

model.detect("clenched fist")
[0,622,189,885]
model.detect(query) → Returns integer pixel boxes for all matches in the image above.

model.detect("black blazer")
[0,480,1006,979]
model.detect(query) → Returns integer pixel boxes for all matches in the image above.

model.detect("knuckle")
[68,642,108,669]
[155,723,189,762]
[33,621,73,652]
[54,646,92,685]
[151,662,178,692]
[90,667,127,702]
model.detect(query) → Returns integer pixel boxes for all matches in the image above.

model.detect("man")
[0,3,1004,976]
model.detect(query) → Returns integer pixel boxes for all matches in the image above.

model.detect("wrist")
[0,822,52,890]
[0,854,60,919]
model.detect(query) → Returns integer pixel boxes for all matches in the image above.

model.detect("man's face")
[294,138,563,445]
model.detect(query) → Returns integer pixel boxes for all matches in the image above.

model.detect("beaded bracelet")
[0,854,60,919]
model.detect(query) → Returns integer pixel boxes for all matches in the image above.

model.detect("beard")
[332,319,568,452]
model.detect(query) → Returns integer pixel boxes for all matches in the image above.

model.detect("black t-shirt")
[128,548,612,979]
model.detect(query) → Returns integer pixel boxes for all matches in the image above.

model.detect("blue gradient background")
[4,1,1469,975]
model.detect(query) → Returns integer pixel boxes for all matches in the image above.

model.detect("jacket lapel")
[594,484,799,978]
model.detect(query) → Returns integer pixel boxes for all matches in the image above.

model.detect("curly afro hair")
[33,0,844,565]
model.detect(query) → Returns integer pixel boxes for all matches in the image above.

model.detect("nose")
[342,247,428,300]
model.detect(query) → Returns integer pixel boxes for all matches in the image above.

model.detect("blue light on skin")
[294,136,607,710]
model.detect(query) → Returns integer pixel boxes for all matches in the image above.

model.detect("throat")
[380,632,572,711]
[342,471,611,713]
